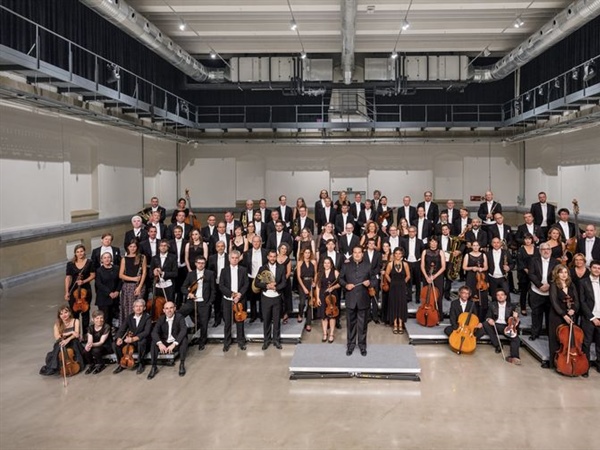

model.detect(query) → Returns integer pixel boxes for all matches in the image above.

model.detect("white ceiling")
[127,0,573,57]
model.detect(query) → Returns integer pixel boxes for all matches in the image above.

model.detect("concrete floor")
[1,274,598,450]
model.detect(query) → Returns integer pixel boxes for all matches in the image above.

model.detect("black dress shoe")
[261,342,270,351]
[540,361,550,369]
[274,342,282,349]
[179,362,186,377]
[113,365,125,374]
[346,348,354,356]
[249,318,257,324]
[239,344,247,351]
[198,344,206,351]
[495,346,502,354]
[147,366,158,379]
[360,349,367,357]
[336,323,342,330]
[85,365,95,375]
[596,362,600,373]
[212,321,221,328]
[582,372,589,378]
[223,344,230,352]
[528,335,538,341]
[136,364,145,375]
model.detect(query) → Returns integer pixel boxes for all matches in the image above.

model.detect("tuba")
[251,269,275,294]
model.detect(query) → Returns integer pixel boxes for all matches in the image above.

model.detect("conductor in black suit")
[255,250,287,350]
[147,301,189,379]
[339,246,378,356]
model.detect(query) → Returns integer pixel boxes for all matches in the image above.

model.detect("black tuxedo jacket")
[349,202,365,223]
[257,208,272,224]
[140,239,159,262]
[91,246,121,269]
[579,277,600,321]
[417,201,439,224]
[338,234,361,258]
[487,224,514,246]
[94,265,122,307]
[577,237,600,262]
[146,222,168,240]
[142,206,167,223]
[123,229,149,250]
[530,202,556,227]
[452,217,472,236]
[411,218,433,242]
[515,223,542,246]
[477,201,502,223]
[201,225,218,244]
[486,301,516,321]
[465,228,489,250]
[441,208,459,226]
[448,300,476,330]
[293,216,315,236]
[116,312,152,340]
[334,213,355,236]
[208,253,230,281]
[242,248,268,275]
[181,269,216,305]
[168,239,188,266]
[376,206,394,228]
[224,220,242,237]
[339,259,378,310]
[167,223,192,241]
[209,234,229,256]
[397,205,417,226]
[219,265,249,299]
[400,236,425,262]
[255,263,287,293]
[319,251,343,271]
[316,207,337,231]
[364,250,382,276]
[151,312,188,344]
[357,209,377,230]
[266,231,294,252]
[528,257,559,288]
[276,206,293,227]
[149,253,178,282]
[486,249,514,276]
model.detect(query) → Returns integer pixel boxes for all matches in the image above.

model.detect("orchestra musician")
[142,196,166,224]
[397,196,417,226]
[417,191,439,225]
[265,210,281,238]
[438,223,462,300]
[376,196,393,235]
[180,256,216,351]
[530,191,556,239]
[250,211,267,246]
[315,256,340,343]
[482,288,521,365]
[316,196,336,233]
[266,220,293,253]
[296,227,316,261]
[487,213,513,248]
[140,226,158,292]
[219,250,249,352]
[455,208,472,237]
[123,215,148,250]
[464,218,489,252]
[255,250,287,350]
[39,305,85,376]
[170,197,189,224]
[297,248,317,331]
[65,244,95,333]
[314,189,329,229]
[168,225,189,308]
[83,310,112,374]
[516,234,538,316]
[209,222,229,256]
[167,210,191,241]
[147,301,189,379]
[335,204,355,237]
[146,210,167,241]
[240,199,255,230]
[276,195,293,232]
[578,260,600,374]
[317,223,337,255]
[119,238,146,326]
[185,229,208,272]
[276,244,294,325]
[113,299,151,375]
[257,198,272,225]
[371,189,382,211]
[420,237,446,317]
[442,199,458,228]
[555,208,580,244]
[384,247,410,334]
[412,206,433,245]
[334,190,350,211]
[577,225,600,266]
[380,241,392,322]
[570,253,590,295]
[528,243,558,342]
[224,211,241,237]
[201,215,218,250]
[292,197,307,224]
[433,211,450,237]
[350,192,365,235]
[546,226,568,263]
[339,246,378,357]
[339,223,360,262]
[208,240,228,327]
[397,217,410,237]
[94,251,122,329]
[401,226,424,304]
[364,237,382,324]
[242,235,267,323]
[462,240,488,320]
[548,265,579,371]
[230,225,249,255]
[477,191,502,228]
[293,206,315,238]
[91,232,121,269]
[359,221,382,251]
[357,200,377,232]
[515,212,542,247]
[149,239,178,302]
[444,285,484,338]
[486,237,514,304]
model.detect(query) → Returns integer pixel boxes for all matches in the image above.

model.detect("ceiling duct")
[472,0,600,82]
[341,0,357,85]
[79,0,227,82]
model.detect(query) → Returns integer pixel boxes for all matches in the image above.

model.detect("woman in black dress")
[318,222,337,255]
[516,234,538,315]
[185,229,208,272]
[547,226,567,263]
[170,197,189,224]
[277,243,294,324]
[64,244,95,334]
[94,252,122,329]
[548,265,579,370]
[462,240,489,321]
[315,257,340,342]
[421,238,446,318]
[83,310,112,374]
[39,306,85,376]
[380,241,392,324]
[296,247,316,331]
[119,238,147,326]
[230,225,248,255]
[385,247,411,334]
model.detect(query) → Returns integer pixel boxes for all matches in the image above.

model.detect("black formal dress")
[548,284,579,369]
[66,260,95,333]
[317,270,338,320]
[94,264,122,328]
[387,262,408,325]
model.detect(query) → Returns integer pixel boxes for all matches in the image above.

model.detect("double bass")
[448,301,480,354]
[184,189,201,230]
[416,264,440,327]
[554,294,588,377]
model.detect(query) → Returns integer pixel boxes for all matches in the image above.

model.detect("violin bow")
[491,322,506,361]
[60,345,68,388]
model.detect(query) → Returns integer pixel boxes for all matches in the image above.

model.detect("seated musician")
[147,301,189,379]
[83,310,112,374]
[180,256,216,351]
[482,289,521,365]
[39,305,85,376]
[444,286,484,338]
[113,299,152,375]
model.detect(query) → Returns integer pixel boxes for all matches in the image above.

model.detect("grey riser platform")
[103,352,178,366]
[289,344,421,381]
[522,337,597,363]
[405,319,514,345]
[202,319,304,344]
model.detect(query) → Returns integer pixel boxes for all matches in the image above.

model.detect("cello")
[59,346,81,378]
[416,264,440,327]
[448,300,480,354]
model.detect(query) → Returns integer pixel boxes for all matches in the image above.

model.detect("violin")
[325,291,339,318]
[377,207,396,225]
[555,321,589,377]
[146,275,166,322]
[119,331,136,369]
[233,301,247,323]
[504,315,520,339]
[448,300,480,354]
[72,270,90,313]
[381,272,390,293]
[475,270,489,292]
[59,346,81,377]
[416,264,440,327]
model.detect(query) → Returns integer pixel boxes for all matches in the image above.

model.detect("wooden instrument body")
[554,323,589,377]
[448,311,480,354]
[233,302,247,323]
[416,284,440,327]
[325,292,339,318]
[59,347,81,377]
[146,295,166,322]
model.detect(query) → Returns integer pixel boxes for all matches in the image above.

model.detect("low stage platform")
[289,344,421,381]
[404,318,519,345]
[198,318,304,344]
[522,337,597,363]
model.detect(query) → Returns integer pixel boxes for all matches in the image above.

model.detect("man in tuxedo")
[219,250,249,352]
[180,256,216,351]
[149,240,178,305]
[201,215,218,247]
[465,218,489,252]
[209,222,229,256]
[444,286,484,337]
[240,199,255,230]
[350,192,365,235]
[487,213,513,248]
[142,196,166,224]
[140,226,159,291]
[376,196,393,235]
[577,225,600,266]
[123,215,148,250]
[316,196,336,232]
[338,223,360,262]
[208,241,228,327]
[113,299,152,375]
[339,246,378,356]
[257,198,272,225]
[530,191,556,239]
[555,208,581,243]
[91,233,121,269]
[242,236,268,322]
[320,238,342,271]
[478,191,502,228]
[434,212,450,237]
[579,260,600,372]
[401,226,424,303]
[314,189,329,226]
[168,226,188,308]
[255,250,287,350]
[371,190,382,212]
[417,191,439,225]
[486,237,514,305]
[515,212,542,247]
[276,195,293,232]
[224,211,242,237]
[357,199,377,232]
[384,225,401,253]
[453,207,472,236]
[147,301,189,379]
[252,210,267,246]
[293,205,315,236]
[167,210,191,241]
[364,238,382,323]
[442,199,458,227]
[398,196,417,226]
[412,206,433,245]
[482,289,521,364]
[335,204,355,236]
[146,211,167,241]
[266,210,281,238]
[266,220,294,252]
[528,244,558,344]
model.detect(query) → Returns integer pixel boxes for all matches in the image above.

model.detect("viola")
[233,302,247,323]
[416,265,440,327]
[72,269,90,313]
[448,301,480,354]
[555,322,589,377]
[120,332,136,369]
[59,346,81,377]
[504,315,519,339]
[325,292,339,318]
[381,274,390,293]
[377,207,396,225]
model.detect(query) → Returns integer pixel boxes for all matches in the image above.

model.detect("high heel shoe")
[322,334,327,342]
[393,327,399,334]
[328,335,334,343]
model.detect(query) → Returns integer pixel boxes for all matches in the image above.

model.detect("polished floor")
[0,274,598,450]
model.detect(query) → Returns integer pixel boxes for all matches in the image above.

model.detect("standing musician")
[185,229,208,272]
[169,225,189,308]
[455,208,472,237]
[334,190,350,211]
[548,265,580,371]
[360,221,382,251]
[350,192,365,235]
[208,240,228,327]
[296,228,316,261]
[170,197,189,224]
[316,196,336,233]
[168,210,191,240]
[230,225,248,255]
[444,285,484,338]
[255,250,287,350]
[315,257,341,343]
[251,211,267,246]
[181,256,216,351]
[201,215,218,250]
[123,215,148,250]
[439,223,462,300]
[516,234,538,316]
[314,189,329,229]
[339,223,360,262]
[39,305,85,376]
[146,211,167,241]
[371,189,382,211]
[486,237,514,301]
[224,210,242,237]
[579,260,600,374]
[515,212,542,247]
[319,238,342,270]
[357,200,377,233]
[530,191,556,240]
[462,241,489,320]
[398,196,417,226]
[149,240,178,303]
[487,213,513,248]
[335,204,355,237]
[384,247,411,334]
[528,243,558,342]
[384,225,401,254]
[265,210,281,239]
[401,226,424,304]
[465,218,489,252]
[317,223,337,256]
[242,236,267,323]
[65,244,95,334]
[147,301,189,379]
[91,232,121,269]
[119,238,146,327]
[577,225,600,267]
[417,190,439,225]
[276,244,294,325]
[433,212,450,237]
[240,199,255,231]
[339,246,378,357]
[83,310,112,375]
[442,199,458,228]
[142,196,167,224]
[257,198,272,225]
[209,222,229,256]
[113,299,152,375]
[477,191,502,228]
[220,250,249,352]
[266,220,293,253]
[276,195,293,232]
[420,237,446,318]
[293,205,315,238]
[140,226,159,270]
[94,252,122,329]
[546,226,568,262]
[412,206,433,245]
[364,237,382,324]
[482,289,521,365]
[376,196,393,236]
[555,208,582,244]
